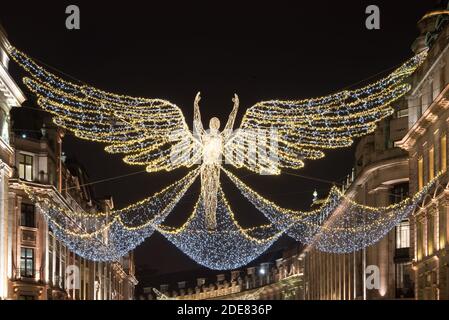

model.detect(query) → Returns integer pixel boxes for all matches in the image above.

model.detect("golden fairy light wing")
[10,47,202,172]
[224,52,427,174]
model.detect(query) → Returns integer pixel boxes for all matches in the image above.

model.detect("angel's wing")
[9,48,202,172]
[224,51,427,175]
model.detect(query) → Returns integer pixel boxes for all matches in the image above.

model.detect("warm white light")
[8,46,429,268]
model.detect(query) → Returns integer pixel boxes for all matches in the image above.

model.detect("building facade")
[301,109,412,299]
[301,5,449,301]
[396,9,449,300]
[0,22,26,300]
[300,6,449,301]
[6,130,138,300]
[0,24,137,300]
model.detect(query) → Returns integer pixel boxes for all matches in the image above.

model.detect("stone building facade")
[6,131,138,300]
[301,88,412,300]
[396,9,449,300]
[301,5,449,300]
[0,22,25,299]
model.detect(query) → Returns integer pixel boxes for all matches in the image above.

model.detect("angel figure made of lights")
[8,46,434,269]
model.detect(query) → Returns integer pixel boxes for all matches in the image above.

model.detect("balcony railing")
[12,266,44,282]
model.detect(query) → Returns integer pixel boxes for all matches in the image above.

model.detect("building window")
[19,154,33,181]
[395,263,414,298]
[429,146,435,181]
[20,203,35,228]
[390,183,409,204]
[418,157,424,191]
[20,247,35,278]
[441,134,447,173]
[396,220,410,249]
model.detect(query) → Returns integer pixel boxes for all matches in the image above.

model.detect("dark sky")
[0,1,436,276]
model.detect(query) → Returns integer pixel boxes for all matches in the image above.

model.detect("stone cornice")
[345,157,409,197]
[0,136,13,156]
[396,84,449,151]
[0,62,26,110]
[0,158,12,176]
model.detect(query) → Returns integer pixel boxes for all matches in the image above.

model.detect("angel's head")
[209,117,220,132]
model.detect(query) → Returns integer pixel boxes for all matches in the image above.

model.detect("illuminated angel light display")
[8,46,432,269]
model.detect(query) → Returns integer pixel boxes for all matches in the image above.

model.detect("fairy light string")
[7,45,430,267]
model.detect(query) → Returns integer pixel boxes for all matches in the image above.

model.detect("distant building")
[137,247,304,300]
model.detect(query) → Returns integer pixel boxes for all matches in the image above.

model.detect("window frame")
[18,153,34,181]
[20,247,35,278]
[396,220,410,249]
[20,203,36,228]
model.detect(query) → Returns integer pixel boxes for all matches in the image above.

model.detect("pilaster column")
[0,165,8,298]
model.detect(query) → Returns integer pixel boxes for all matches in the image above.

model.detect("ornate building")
[301,108,411,299]
[6,128,138,300]
[0,23,137,300]
[0,22,26,300]
[396,6,449,300]
[299,5,449,301]
[301,4,449,300]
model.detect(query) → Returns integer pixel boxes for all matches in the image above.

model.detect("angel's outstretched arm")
[223,94,239,139]
[193,92,205,139]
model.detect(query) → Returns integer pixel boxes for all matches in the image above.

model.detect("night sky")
[0,1,435,277]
